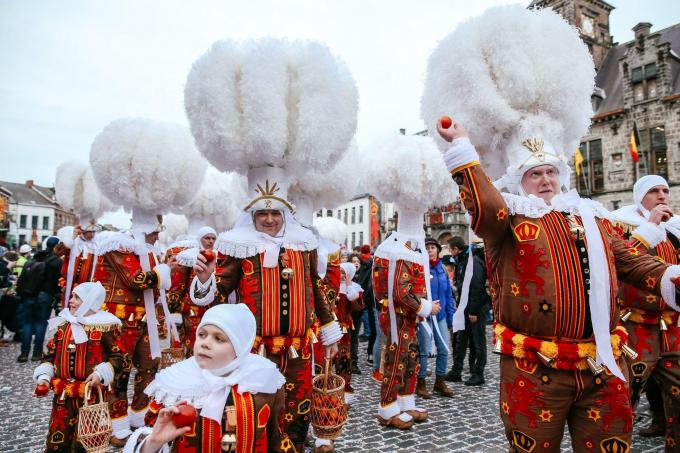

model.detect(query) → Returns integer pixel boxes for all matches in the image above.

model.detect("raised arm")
[437,121,510,243]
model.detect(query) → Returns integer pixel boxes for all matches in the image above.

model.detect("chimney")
[399,128,406,135]
[25,180,33,189]
[633,22,652,48]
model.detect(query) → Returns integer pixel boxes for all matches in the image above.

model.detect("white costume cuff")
[154,264,171,290]
[33,363,54,382]
[378,401,400,419]
[129,407,148,428]
[632,222,667,249]
[94,362,115,386]
[661,265,680,312]
[190,273,216,306]
[123,427,170,453]
[417,298,432,317]
[346,288,360,302]
[176,247,199,267]
[443,137,479,173]
[320,321,343,346]
[112,416,132,440]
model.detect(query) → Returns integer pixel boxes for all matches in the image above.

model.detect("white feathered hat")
[181,166,248,232]
[54,160,117,231]
[185,38,359,214]
[89,118,208,234]
[288,140,360,226]
[421,5,594,195]
[362,134,456,236]
[313,217,348,246]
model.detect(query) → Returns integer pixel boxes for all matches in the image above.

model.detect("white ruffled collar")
[613,204,680,238]
[501,190,610,219]
[47,310,121,332]
[215,212,319,259]
[144,356,285,408]
[95,232,161,257]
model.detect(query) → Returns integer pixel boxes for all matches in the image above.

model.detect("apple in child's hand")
[439,116,453,129]
[34,382,49,397]
[172,403,197,428]
[200,250,215,264]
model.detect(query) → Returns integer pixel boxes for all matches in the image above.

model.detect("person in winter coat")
[446,237,489,386]
[416,237,455,398]
[17,236,62,362]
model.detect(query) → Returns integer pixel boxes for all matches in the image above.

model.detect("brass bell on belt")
[586,356,604,375]
[221,433,237,452]
[619,310,632,323]
[128,312,135,322]
[536,351,554,367]
[660,319,668,331]
[281,268,295,280]
[288,345,299,359]
[621,344,639,360]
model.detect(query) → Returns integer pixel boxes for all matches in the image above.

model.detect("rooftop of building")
[0,180,59,207]
[594,22,680,117]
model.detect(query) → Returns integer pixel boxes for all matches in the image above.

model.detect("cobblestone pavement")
[0,330,665,452]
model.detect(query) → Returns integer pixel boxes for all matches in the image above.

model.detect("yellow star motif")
[646,294,658,304]
[460,191,467,201]
[539,409,553,423]
[501,401,510,414]
[510,283,520,297]
[628,248,640,256]
[671,386,680,396]
[285,383,295,391]
[490,287,497,298]
[587,408,601,422]
[497,208,508,221]
[646,276,657,289]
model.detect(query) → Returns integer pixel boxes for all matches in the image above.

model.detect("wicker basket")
[77,382,112,453]
[311,359,348,440]
[160,346,185,369]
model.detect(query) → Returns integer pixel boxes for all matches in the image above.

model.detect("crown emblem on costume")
[513,221,541,242]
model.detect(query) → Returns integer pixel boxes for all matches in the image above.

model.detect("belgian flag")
[629,122,640,163]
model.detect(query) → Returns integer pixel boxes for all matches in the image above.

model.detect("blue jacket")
[429,259,455,328]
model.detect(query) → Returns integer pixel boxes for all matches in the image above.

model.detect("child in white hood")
[32,281,128,452]
[125,304,292,453]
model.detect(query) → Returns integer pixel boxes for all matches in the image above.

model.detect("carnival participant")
[613,175,680,448]
[54,224,100,308]
[93,215,172,445]
[32,282,128,452]
[360,134,453,430]
[190,167,342,450]
[419,5,680,450]
[336,262,364,404]
[123,304,293,453]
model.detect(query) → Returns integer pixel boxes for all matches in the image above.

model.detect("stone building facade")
[532,0,680,211]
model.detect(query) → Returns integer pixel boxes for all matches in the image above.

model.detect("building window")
[19,234,26,245]
[638,126,667,179]
[351,232,356,249]
[359,231,364,245]
[20,215,26,228]
[41,235,48,244]
[337,209,341,220]
[343,209,348,224]
[32,215,38,229]
[351,207,356,224]
[576,139,604,194]
[42,216,49,230]
[326,209,332,217]
[611,200,621,210]
[632,63,658,102]
[359,205,364,224]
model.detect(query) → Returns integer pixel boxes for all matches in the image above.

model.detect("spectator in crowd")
[446,236,489,386]
[12,244,32,278]
[0,250,21,344]
[416,237,454,398]
[354,245,376,367]
[16,237,62,362]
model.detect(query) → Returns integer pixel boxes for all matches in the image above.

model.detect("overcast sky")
[1,0,678,228]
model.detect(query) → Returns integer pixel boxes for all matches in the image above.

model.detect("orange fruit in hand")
[172,403,197,428]
[439,116,452,129]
